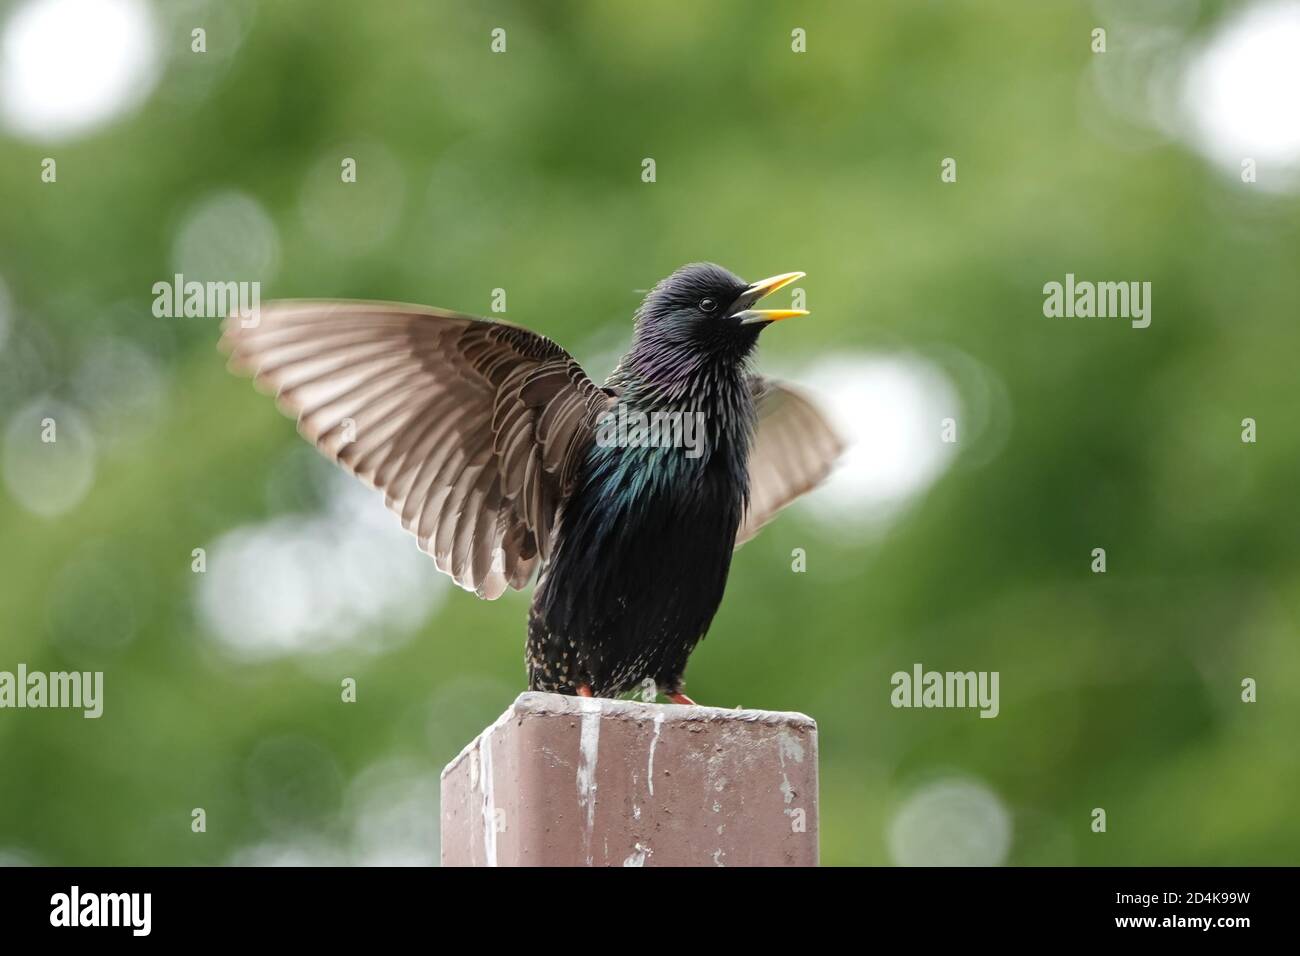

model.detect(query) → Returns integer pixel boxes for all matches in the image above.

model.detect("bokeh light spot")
[3,399,96,518]
[888,777,1013,867]
[1182,1,1300,184]
[800,353,961,529]
[172,190,281,283]
[0,0,159,141]
[196,470,447,661]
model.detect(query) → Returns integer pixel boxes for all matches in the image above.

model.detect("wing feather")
[220,300,610,597]
[736,377,845,547]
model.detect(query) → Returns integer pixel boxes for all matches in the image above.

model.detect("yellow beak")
[732,271,809,325]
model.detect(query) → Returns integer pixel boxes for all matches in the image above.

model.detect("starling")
[220,263,843,703]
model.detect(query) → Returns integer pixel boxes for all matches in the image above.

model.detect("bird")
[219,263,843,704]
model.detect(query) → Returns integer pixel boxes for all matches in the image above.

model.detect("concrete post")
[440,691,818,867]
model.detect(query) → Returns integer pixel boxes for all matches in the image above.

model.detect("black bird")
[220,263,843,703]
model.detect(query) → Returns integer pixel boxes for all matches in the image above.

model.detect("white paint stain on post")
[646,710,665,796]
[622,842,652,867]
[576,696,602,864]
[777,729,804,807]
[478,732,497,867]
[778,730,805,764]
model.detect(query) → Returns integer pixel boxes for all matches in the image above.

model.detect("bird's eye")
[699,298,718,312]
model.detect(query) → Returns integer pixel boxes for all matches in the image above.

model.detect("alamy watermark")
[891,663,999,718]
[595,403,707,459]
[1043,273,1151,328]
[0,664,103,718]
[152,273,261,327]
[50,886,150,936]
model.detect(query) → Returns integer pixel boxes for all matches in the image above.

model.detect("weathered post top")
[440,691,819,867]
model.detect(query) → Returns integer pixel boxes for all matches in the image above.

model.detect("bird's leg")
[667,692,696,706]
[576,684,594,698]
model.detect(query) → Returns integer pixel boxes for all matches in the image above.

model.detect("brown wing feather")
[219,300,609,598]
[736,377,845,547]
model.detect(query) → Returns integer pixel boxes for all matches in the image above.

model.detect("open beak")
[731,271,809,325]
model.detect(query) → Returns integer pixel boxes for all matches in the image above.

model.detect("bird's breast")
[528,402,752,689]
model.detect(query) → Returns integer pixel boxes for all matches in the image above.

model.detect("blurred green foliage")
[0,0,1297,865]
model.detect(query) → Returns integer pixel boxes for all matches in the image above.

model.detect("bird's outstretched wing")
[219,300,610,599]
[736,377,845,547]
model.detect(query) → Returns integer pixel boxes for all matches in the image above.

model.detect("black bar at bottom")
[0,865,1281,941]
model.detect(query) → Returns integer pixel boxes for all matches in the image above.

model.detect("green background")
[0,0,1296,865]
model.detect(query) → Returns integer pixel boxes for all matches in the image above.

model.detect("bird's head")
[631,263,808,369]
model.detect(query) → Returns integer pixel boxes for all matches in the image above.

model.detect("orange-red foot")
[668,692,696,706]
[576,684,594,698]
